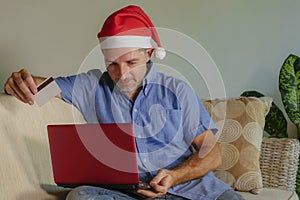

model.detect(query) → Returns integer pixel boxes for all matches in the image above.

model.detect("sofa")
[0,93,298,200]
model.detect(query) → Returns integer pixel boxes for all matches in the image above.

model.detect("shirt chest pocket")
[144,106,183,143]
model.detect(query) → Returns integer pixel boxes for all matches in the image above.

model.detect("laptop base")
[58,182,151,190]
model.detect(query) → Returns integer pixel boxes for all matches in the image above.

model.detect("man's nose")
[118,64,130,78]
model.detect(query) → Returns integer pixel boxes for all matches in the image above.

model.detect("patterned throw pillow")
[203,97,272,194]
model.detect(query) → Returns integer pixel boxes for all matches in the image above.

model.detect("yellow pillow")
[203,97,272,194]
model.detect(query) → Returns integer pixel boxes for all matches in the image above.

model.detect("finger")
[136,189,164,198]
[5,77,27,102]
[12,71,35,104]
[4,84,25,103]
[20,69,37,94]
[151,181,168,194]
[150,170,167,185]
[150,170,172,193]
[11,81,29,103]
[151,169,171,187]
[5,72,34,105]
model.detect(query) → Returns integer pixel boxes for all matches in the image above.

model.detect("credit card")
[34,77,61,106]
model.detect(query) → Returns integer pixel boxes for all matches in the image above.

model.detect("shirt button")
[143,159,147,162]
[133,108,138,113]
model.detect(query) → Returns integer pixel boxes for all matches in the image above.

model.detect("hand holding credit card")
[34,77,61,106]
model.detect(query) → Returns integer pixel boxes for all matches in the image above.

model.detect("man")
[4,5,244,200]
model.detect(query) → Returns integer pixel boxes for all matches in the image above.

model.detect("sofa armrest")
[260,137,299,191]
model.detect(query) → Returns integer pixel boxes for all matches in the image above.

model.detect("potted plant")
[242,54,300,194]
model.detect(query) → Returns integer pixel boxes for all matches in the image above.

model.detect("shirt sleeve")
[54,69,102,121]
[177,82,217,144]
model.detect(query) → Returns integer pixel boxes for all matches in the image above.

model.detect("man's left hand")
[136,169,174,198]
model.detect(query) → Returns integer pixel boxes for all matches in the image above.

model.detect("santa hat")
[97,5,166,60]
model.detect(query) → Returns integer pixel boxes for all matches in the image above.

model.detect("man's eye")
[106,62,115,67]
[128,61,137,65]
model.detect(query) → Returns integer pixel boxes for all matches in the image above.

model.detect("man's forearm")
[135,130,220,198]
[167,142,221,187]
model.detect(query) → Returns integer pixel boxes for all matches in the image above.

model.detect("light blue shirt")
[55,63,230,200]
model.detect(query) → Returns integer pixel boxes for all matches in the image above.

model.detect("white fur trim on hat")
[154,47,166,60]
[99,36,152,49]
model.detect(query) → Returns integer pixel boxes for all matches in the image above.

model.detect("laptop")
[47,123,150,190]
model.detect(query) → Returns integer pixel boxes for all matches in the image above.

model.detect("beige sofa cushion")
[237,188,299,200]
[0,94,85,200]
[203,97,272,193]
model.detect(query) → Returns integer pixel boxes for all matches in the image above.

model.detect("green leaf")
[279,54,300,136]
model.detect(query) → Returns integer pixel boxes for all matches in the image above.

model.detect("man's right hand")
[4,69,42,105]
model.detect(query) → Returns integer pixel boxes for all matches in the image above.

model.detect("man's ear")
[146,48,154,59]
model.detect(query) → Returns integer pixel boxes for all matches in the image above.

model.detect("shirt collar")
[142,61,156,96]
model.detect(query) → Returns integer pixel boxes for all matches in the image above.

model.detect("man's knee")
[66,186,113,200]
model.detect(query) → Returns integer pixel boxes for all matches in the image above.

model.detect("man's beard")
[116,81,142,93]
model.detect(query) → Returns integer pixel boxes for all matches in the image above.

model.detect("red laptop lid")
[47,123,139,186]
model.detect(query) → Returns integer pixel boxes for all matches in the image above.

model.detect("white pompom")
[154,47,166,60]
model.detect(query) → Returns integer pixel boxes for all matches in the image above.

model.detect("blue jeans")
[66,186,187,200]
[66,186,244,200]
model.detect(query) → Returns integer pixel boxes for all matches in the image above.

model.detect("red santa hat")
[97,5,166,60]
